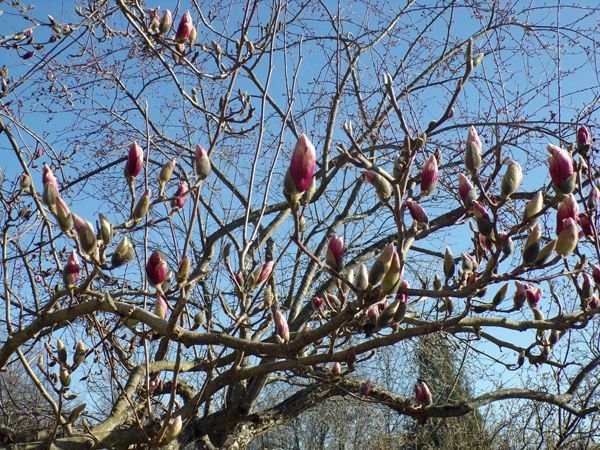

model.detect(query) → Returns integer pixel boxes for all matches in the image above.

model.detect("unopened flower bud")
[414,381,433,406]
[535,239,556,265]
[176,255,190,284]
[465,126,482,174]
[154,295,168,320]
[513,281,527,309]
[73,214,97,256]
[492,283,509,307]
[158,159,176,195]
[112,237,135,268]
[523,191,543,226]
[60,366,71,387]
[19,173,31,191]
[587,185,600,211]
[192,310,206,330]
[331,362,342,376]
[98,213,112,245]
[380,249,401,295]
[194,145,212,180]
[500,160,522,198]
[146,250,168,286]
[63,250,80,290]
[273,309,290,343]
[172,182,189,210]
[588,296,599,310]
[148,9,160,33]
[73,341,86,367]
[57,339,67,365]
[579,213,595,238]
[556,194,579,235]
[556,217,578,257]
[163,416,182,443]
[159,9,172,34]
[443,247,455,281]
[576,125,591,152]
[420,155,438,196]
[362,170,392,203]
[175,11,193,43]
[125,142,144,179]
[547,144,575,194]
[255,260,274,287]
[360,379,373,397]
[522,224,541,265]
[526,285,542,307]
[472,200,493,236]
[55,197,73,232]
[581,273,594,300]
[368,244,395,287]
[312,296,324,309]
[286,134,316,197]
[326,235,345,271]
[592,264,600,284]
[458,173,476,207]
[42,164,59,208]
[406,199,428,225]
[355,264,369,291]
[132,190,150,222]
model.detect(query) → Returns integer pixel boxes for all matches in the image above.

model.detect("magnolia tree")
[1,1,600,448]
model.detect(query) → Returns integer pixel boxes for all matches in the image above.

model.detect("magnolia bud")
[133,190,151,222]
[433,273,442,290]
[158,158,176,195]
[420,155,438,196]
[57,339,67,365]
[194,145,211,180]
[19,173,31,192]
[301,177,316,206]
[458,173,477,207]
[42,164,59,208]
[255,261,274,287]
[175,11,193,43]
[312,296,324,309]
[461,252,477,274]
[535,239,556,265]
[522,224,541,265]
[326,235,344,271]
[148,9,160,33]
[55,197,73,232]
[192,310,206,330]
[587,185,600,211]
[472,200,493,236]
[63,250,80,289]
[73,214,97,256]
[523,191,543,226]
[443,247,455,281]
[60,366,71,387]
[172,182,189,210]
[556,194,578,235]
[414,381,433,406]
[496,232,514,257]
[526,285,542,308]
[368,244,395,287]
[547,144,575,194]
[177,255,190,284]
[576,125,591,152]
[331,362,342,376]
[406,199,428,225]
[579,213,595,238]
[73,341,86,367]
[492,283,509,307]
[112,237,135,268]
[273,309,290,343]
[513,281,527,309]
[588,296,599,310]
[581,273,594,300]
[154,295,168,320]
[163,416,183,443]
[159,9,172,34]
[465,126,482,174]
[355,264,369,291]
[98,213,112,245]
[556,217,578,257]
[146,250,168,286]
[125,142,144,179]
[380,249,401,295]
[500,160,522,198]
[286,134,316,197]
[360,380,373,397]
[592,264,600,284]
[362,170,392,203]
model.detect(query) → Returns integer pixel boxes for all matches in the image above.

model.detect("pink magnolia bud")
[458,173,476,207]
[312,296,324,309]
[556,194,579,235]
[547,144,575,194]
[326,235,345,271]
[172,181,189,209]
[581,273,593,300]
[472,200,493,236]
[273,309,290,343]
[175,11,194,43]
[148,9,160,33]
[194,145,211,180]
[579,213,595,238]
[42,164,59,207]
[406,199,428,225]
[289,133,316,193]
[513,280,527,309]
[465,126,482,173]
[146,250,168,286]
[63,249,80,289]
[154,295,169,320]
[331,362,342,376]
[592,264,600,284]
[73,214,97,255]
[415,381,433,406]
[256,260,274,286]
[362,170,392,203]
[556,217,579,257]
[360,379,373,397]
[525,285,542,308]
[19,173,31,191]
[588,296,599,310]
[420,155,438,196]
[576,125,591,151]
[125,142,144,179]
[587,186,600,211]
[368,243,396,287]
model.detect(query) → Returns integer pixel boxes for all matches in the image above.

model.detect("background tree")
[0,0,600,448]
